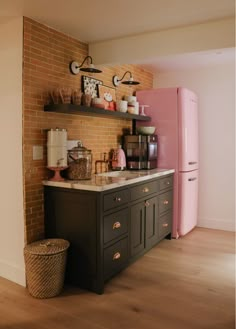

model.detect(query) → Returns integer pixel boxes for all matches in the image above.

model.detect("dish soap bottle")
[112,145,126,171]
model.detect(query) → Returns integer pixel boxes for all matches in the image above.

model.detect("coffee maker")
[123,135,158,170]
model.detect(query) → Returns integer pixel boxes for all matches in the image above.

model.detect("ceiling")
[1,0,235,71]
[134,48,235,73]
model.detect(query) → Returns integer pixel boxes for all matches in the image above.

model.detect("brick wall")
[23,17,153,243]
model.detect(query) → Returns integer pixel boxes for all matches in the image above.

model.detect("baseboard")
[0,260,26,286]
[197,217,235,232]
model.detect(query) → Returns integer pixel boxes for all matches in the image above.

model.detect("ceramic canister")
[117,100,128,112]
[47,128,67,167]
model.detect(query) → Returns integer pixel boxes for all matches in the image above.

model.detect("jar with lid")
[66,142,92,180]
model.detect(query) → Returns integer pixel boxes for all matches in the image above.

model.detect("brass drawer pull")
[142,187,149,193]
[166,181,170,185]
[145,201,150,207]
[162,223,168,227]
[113,221,121,229]
[113,252,121,260]
[114,197,121,202]
[163,200,169,205]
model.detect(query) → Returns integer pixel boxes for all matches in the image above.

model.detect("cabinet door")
[145,196,159,250]
[130,202,145,258]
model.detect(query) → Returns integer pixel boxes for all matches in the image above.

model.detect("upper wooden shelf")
[44,104,151,122]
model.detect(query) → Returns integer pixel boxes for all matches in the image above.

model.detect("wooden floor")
[0,228,235,329]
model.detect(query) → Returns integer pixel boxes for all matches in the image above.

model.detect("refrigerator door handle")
[188,161,198,165]
[188,177,197,181]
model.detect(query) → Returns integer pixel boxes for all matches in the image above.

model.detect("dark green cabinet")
[130,196,159,258]
[130,202,145,257]
[44,174,173,294]
[145,196,159,250]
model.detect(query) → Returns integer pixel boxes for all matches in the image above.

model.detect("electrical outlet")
[33,145,43,160]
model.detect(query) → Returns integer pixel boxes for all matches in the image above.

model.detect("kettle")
[112,145,126,171]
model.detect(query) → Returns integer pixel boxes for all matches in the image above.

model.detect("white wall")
[154,61,235,231]
[0,17,25,285]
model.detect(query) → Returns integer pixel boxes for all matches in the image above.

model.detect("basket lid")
[24,238,70,255]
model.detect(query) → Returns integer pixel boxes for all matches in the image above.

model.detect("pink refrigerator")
[136,87,199,238]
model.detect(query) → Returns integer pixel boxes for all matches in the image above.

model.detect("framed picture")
[98,84,116,110]
[81,75,103,98]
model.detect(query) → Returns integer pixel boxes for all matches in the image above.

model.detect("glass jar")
[66,142,92,180]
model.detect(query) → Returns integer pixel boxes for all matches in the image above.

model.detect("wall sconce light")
[69,55,102,75]
[112,71,140,87]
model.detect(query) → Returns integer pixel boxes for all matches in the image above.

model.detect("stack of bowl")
[124,96,139,115]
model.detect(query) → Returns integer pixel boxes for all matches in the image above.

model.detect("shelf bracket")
[132,119,136,135]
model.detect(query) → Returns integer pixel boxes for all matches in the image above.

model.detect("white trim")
[197,218,235,232]
[0,260,26,286]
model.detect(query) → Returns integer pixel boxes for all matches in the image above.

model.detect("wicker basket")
[24,238,70,299]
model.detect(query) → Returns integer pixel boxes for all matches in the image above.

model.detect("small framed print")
[98,84,116,110]
[81,75,103,98]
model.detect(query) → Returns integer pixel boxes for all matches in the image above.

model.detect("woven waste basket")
[24,238,70,298]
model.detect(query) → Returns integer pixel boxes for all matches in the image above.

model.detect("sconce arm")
[117,71,132,83]
[77,55,93,68]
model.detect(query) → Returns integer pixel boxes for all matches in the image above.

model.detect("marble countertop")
[43,168,175,192]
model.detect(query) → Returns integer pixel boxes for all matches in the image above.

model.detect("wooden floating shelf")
[44,104,151,122]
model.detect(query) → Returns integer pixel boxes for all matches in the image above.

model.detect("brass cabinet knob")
[166,181,170,185]
[113,221,121,229]
[162,223,168,227]
[142,187,149,193]
[145,201,150,207]
[114,197,121,202]
[113,252,121,260]
[163,200,169,205]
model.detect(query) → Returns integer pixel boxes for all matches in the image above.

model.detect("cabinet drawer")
[103,189,130,212]
[130,181,157,201]
[103,208,128,244]
[159,176,173,191]
[159,191,173,214]
[104,237,128,280]
[159,212,172,238]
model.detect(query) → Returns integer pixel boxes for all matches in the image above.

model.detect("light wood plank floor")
[0,228,235,329]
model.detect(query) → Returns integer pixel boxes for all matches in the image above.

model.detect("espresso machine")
[123,134,158,170]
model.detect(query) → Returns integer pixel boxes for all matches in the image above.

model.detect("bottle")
[112,145,126,171]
